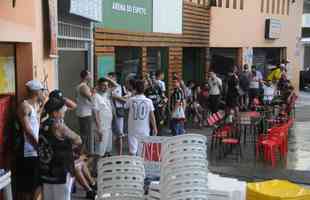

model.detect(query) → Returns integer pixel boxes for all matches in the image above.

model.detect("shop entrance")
[147,47,169,79]
[58,50,88,132]
[115,47,142,83]
[182,48,206,83]
[253,48,284,78]
[210,48,238,77]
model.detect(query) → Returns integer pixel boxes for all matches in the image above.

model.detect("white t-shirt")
[125,95,154,136]
[156,80,166,92]
[263,85,275,101]
[112,84,123,108]
[249,71,263,89]
[208,76,222,95]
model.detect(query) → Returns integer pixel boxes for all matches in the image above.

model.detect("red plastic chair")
[256,124,288,167]
[210,126,231,150]
[261,139,280,168]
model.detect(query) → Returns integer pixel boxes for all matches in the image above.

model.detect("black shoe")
[86,190,96,200]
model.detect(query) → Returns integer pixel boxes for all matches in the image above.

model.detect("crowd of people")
[14,61,295,200]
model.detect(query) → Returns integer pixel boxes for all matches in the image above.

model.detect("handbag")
[171,106,186,119]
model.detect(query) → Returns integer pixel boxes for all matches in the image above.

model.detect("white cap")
[25,80,44,91]
[268,65,277,70]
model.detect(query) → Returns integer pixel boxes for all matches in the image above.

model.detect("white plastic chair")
[147,181,160,200]
[207,173,247,200]
[0,171,12,200]
[97,156,145,200]
[160,134,209,200]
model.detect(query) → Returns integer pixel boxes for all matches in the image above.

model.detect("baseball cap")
[26,80,44,91]
[44,97,66,114]
[49,90,64,100]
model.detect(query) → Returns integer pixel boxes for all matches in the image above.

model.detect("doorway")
[183,48,206,84]
[115,47,142,83]
[58,50,88,131]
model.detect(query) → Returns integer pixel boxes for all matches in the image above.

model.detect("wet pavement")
[73,91,310,199]
[200,91,310,184]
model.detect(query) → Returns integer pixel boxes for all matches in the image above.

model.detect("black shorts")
[16,156,40,193]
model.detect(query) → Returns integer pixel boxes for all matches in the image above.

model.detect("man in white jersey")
[17,80,46,200]
[125,79,158,155]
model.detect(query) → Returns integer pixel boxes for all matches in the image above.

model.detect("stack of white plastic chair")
[207,173,246,200]
[146,181,160,200]
[97,156,145,200]
[161,134,209,200]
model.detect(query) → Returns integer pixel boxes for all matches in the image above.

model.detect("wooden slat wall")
[142,47,148,77]
[94,1,210,92]
[168,47,183,91]
[95,2,210,54]
[183,2,210,46]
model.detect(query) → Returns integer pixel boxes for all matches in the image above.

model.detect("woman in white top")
[93,77,118,156]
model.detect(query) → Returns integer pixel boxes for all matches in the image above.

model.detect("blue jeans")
[171,119,185,136]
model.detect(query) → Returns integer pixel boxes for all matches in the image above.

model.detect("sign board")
[70,0,102,21]
[153,0,182,34]
[265,19,281,40]
[99,0,153,32]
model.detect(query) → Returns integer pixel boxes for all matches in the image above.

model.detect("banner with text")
[100,0,153,32]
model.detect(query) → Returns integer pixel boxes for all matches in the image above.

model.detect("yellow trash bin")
[246,180,310,200]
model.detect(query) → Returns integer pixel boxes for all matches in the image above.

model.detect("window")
[218,0,223,7]
[277,0,280,14]
[282,0,285,14]
[287,0,290,15]
[226,0,230,8]
[210,0,217,6]
[261,0,265,12]
[266,0,270,13]
[240,0,244,10]
[272,0,275,14]
[233,0,237,9]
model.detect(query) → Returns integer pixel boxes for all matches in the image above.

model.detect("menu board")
[70,0,102,21]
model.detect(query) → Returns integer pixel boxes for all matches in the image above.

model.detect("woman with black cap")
[38,97,82,200]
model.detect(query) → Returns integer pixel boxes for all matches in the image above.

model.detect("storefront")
[253,47,286,78]
[210,48,239,76]
[95,0,210,90]
[0,0,57,169]
[183,48,206,83]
